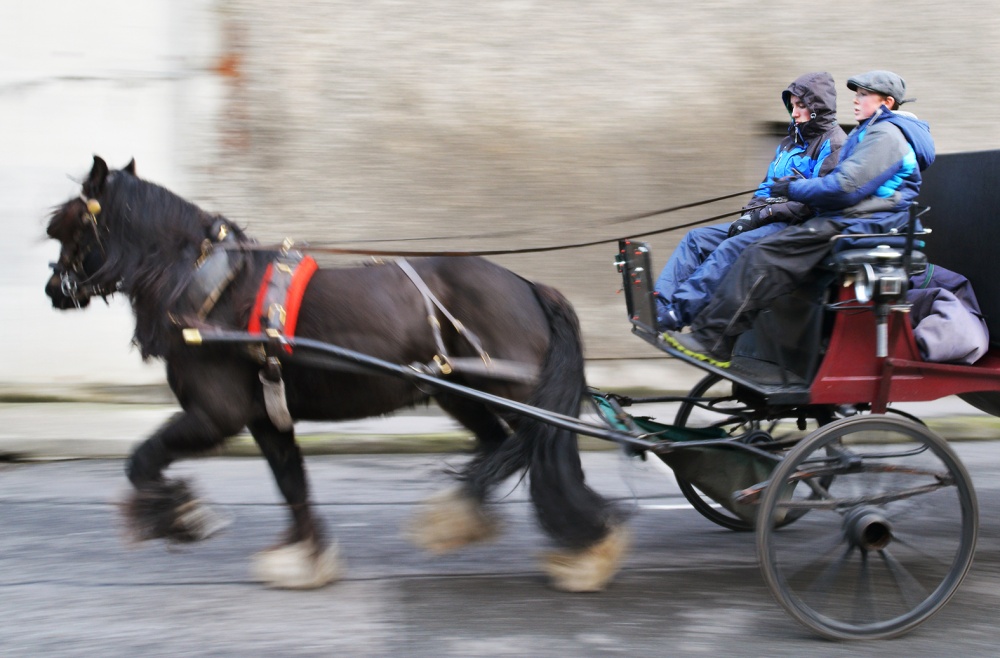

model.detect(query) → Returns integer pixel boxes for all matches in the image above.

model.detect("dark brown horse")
[43,156,626,591]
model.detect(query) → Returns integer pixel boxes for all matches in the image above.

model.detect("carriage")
[42,151,1000,642]
[594,148,1000,639]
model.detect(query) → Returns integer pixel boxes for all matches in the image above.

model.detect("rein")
[219,188,756,259]
[55,185,755,308]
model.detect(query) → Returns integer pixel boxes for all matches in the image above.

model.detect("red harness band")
[282,256,318,339]
[248,255,319,352]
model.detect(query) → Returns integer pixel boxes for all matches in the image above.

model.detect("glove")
[762,200,813,225]
[728,205,777,238]
[748,205,773,224]
[769,177,793,199]
[727,215,757,238]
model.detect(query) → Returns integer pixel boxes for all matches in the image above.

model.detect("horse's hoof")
[122,479,229,544]
[543,525,629,593]
[173,499,232,541]
[408,487,499,554]
[252,540,342,589]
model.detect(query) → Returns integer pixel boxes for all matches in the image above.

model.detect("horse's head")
[45,156,136,309]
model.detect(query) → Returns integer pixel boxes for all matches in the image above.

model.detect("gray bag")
[908,265,989,364]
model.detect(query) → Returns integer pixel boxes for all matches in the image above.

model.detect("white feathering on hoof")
[543,525,629,593]
[174,499,232,541]
[408,487,499,554]
[251,541,342,590]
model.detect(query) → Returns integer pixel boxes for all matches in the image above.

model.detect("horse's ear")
[85,156,110,197]
[123,158,136,176]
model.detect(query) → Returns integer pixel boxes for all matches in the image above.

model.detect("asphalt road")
[2,447,999,657]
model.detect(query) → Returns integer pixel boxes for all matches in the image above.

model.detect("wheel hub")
[843,506,893,551]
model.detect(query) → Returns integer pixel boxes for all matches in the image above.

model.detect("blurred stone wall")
[187,0,1000,359]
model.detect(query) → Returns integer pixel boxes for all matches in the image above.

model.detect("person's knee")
[679,231,701,249]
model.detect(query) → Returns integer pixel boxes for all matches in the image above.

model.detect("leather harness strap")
[178,218,244,321]
[246,246,319,431]
[395,259,538,385]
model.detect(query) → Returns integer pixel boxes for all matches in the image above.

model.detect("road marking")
[640,503,701,511]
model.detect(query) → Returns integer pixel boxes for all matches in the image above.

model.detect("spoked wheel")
[671,373,832,532]
[756,415,978,640]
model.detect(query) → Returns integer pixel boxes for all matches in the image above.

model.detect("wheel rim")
[672,374,754,531]
[671,374,832,532]
[756,415,978,640]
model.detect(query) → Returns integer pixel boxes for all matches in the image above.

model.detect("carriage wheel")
[670,374,832,532]
[756,415,978,640]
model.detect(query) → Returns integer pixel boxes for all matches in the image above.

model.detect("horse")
[43,156,627,592]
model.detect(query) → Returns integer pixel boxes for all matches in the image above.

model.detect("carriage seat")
[832,235,924,252]
[821,228,928,277]
[831,245,927,275]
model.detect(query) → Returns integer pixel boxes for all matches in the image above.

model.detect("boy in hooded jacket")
[654,71,847,331]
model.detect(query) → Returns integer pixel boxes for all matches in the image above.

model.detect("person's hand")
[727,215,756,238]
[760,201,809,224]
[728,205,777,238]
[748,205,772,224]
[769,177,792,198]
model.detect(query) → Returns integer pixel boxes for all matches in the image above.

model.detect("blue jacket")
[746,71,847,224]
[784,107,935,230]
[751,137,840,202]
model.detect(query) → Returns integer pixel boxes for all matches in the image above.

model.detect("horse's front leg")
[123,408,239,543]
[246,417,341,589]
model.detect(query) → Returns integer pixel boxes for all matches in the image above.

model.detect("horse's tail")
[525,284,615,548]
[481,282,614,549]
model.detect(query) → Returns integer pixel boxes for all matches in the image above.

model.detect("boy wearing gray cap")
[667,70,935,367]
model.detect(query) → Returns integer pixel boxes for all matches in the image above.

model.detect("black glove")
[763,200,813,225]
[728,205,777,238]
[748,205,773,224]
[727,215,757,238]
[769,177,793,199]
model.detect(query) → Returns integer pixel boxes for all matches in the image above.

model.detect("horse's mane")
[99,171,251,358]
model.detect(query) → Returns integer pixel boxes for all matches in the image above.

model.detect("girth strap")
[248,246,318,432]
[395,259,538,385]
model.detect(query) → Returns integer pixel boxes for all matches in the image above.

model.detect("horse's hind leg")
[247,418,341,589]
[123,409,238,543]
[409,395,510,553]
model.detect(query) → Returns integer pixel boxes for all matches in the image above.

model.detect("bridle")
[52,194,119,306]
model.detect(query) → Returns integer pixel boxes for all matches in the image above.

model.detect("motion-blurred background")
[4,0,998,390]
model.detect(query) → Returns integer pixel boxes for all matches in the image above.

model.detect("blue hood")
[881,110,935,171]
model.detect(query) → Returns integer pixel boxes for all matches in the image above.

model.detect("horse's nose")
[45,273,87,309]
[44,273,61,301]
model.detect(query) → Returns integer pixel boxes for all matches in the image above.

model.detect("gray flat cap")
[847,70,913,104]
